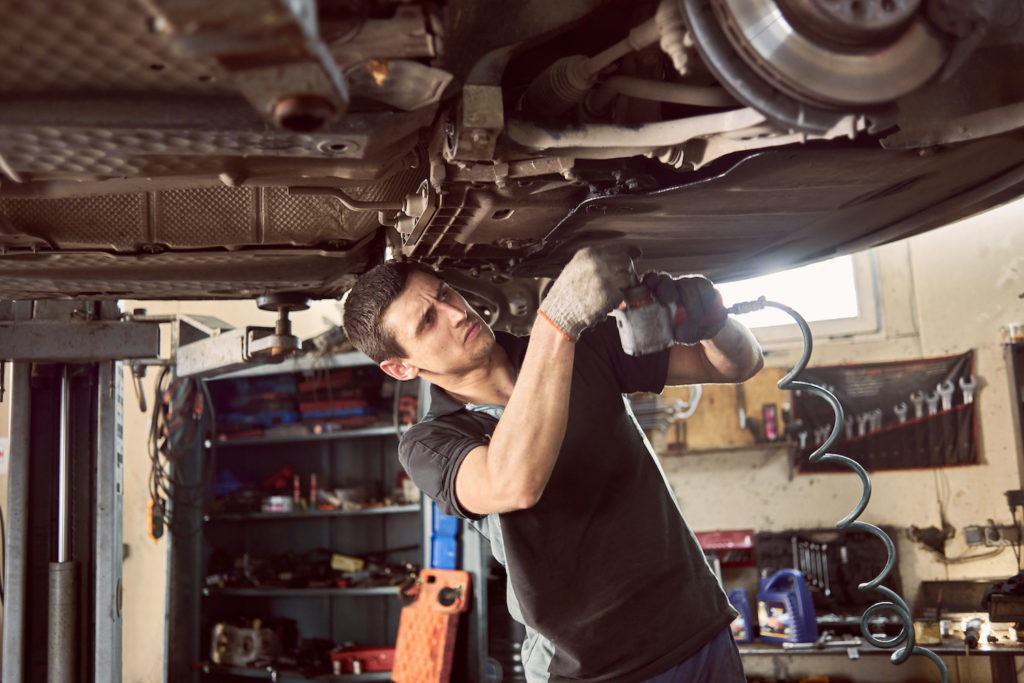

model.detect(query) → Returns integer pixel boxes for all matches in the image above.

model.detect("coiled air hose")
[729,297,949,682]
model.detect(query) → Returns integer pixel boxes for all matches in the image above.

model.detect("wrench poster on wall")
[792,351,975,472]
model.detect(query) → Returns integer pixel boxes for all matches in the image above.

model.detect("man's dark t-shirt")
[398,318,736,681]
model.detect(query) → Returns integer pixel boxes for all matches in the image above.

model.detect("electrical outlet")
[964,525,985,546]
[965,524,1022,546]
[984,524,1020,547]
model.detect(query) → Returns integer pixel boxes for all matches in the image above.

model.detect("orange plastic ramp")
[391,569,472,683]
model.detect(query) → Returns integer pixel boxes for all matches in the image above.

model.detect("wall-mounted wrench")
[857,412,871,437]
[937,380,955,411]
[844,415,854,440]
[870,408,883,431]
[893,402,908,424]
[814,425,830,445]
[925,389,940,416]
[959,375,977,404]
[910,391,925,419]
[821,543,831,597]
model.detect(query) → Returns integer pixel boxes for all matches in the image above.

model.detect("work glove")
[642,272,727,345]
[538,246,633,340]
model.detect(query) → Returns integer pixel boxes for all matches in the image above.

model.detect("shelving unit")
[172,351,425,682]
[204,504,419,523]
[204,586,401,598]
[201,664,392,682]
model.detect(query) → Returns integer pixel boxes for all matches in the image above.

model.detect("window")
[716,251,880,345]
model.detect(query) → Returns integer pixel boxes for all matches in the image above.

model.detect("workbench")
[738,638,1024,682]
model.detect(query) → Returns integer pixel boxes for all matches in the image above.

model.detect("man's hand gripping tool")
[613,258,731,357]
[613,262,678,357]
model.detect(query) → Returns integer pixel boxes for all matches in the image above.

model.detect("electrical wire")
[933,468,953,537]
[730,296,949,683]
[924,545,1005,565]
[0,500,5,604]
[148,366,217,539]
[1013,505,1023,571]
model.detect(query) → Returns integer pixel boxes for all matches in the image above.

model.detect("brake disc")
[712,0,949,107]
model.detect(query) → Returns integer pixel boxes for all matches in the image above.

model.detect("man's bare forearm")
[489,317,574,504]
[667,318,763,386]
[457,317,576,512]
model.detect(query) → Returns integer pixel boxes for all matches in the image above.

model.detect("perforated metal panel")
[155,187,257,248]
[0,250,363,299]
[264,166,427,243]
[0,1,230,94]
[0,125,342,176]
[265,189,348,244]
[0,194,146,250]
[0,161,424,254]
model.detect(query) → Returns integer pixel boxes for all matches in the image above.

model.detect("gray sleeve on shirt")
[398,420,486,520]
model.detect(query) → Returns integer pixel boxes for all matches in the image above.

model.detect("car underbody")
[0,0,1022,331]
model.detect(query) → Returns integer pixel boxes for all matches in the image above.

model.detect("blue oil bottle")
[756,569,818,643]
[727,588,755,643]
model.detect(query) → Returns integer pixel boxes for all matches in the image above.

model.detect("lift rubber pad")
[392,569,472,683]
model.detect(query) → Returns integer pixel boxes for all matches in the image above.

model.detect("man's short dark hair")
[342,261,433,363]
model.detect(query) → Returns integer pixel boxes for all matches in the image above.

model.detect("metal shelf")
[203,586,400,598]
[211,351,376,379]
[205,504,419,523]
[207,424,408,448]
[201,662,392,681]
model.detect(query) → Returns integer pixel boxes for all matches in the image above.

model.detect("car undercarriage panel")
[0,0,1021,308]
[535,133,1024,282]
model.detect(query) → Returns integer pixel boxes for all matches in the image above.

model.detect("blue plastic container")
[432,502,460,536]
[430,501,459,569]
[430,536,457,569]
[727,588,755,643]
[756,569,818,643]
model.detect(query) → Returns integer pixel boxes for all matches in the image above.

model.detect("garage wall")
[662,197,1024,598]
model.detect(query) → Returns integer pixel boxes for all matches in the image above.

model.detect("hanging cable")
[0,501,5,604]
[148,367,217,539]
[729,296,949,683]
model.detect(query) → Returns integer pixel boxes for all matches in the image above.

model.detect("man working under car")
[342,246,763,682]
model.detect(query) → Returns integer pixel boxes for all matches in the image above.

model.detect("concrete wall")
[661,198,1024,681]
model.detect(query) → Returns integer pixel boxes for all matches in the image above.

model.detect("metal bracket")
[446,85,504,162]
[0,301,159,362]
[175,324,299,378]
[143,0,350,131]
[0,300,306,402]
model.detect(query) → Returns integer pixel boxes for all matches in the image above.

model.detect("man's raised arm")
[454,247,632,515]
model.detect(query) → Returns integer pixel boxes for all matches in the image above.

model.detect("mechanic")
[342,246,763,682]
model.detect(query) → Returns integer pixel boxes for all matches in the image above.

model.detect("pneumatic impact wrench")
[613,259,758,356]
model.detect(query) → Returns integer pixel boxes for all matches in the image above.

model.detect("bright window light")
[717,255,860,329]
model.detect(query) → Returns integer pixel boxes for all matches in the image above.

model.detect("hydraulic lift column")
[48,366,78,683]
[0,301,159,683]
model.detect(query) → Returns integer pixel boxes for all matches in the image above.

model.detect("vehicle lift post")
[0,301,159,683]
[0,298,307,682]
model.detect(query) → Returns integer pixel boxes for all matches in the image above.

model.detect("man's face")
[382,270,495,377]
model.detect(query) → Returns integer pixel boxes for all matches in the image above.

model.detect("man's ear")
[380,358,420,382]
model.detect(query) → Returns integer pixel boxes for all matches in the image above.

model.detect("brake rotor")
[710,0,949,107]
